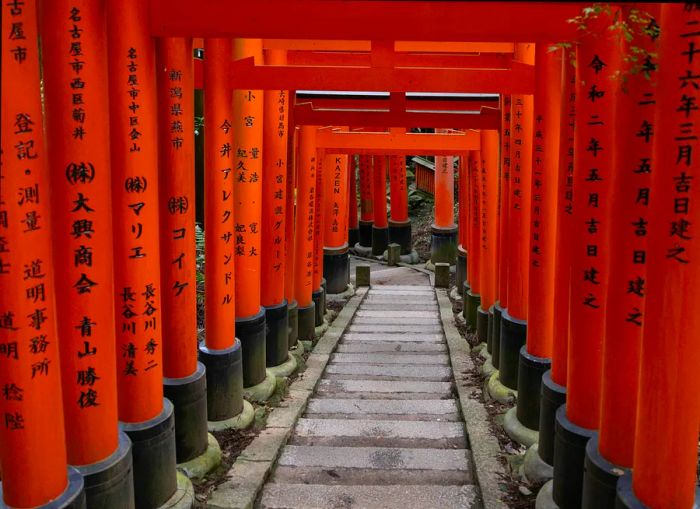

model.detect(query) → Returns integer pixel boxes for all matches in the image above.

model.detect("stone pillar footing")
[177,433,221,481]
[236,308,267,388]
[582,435,627,509]
[76,431,133,508]
[323,245,350,294]
[371,226,389,256]
[476,305,489,344]
[242,370,277,403]
[207,400,254,432]
[538,370,567,467]
[516,347,551,430]
[297,302,316,342]
[264,300,289,368]
[553,405,595,509]
[163,363,209,463]
[198,340,243,421]
[358,219,373,248]
[503,407,538,447]
[388,219,412,255]
[287,300,298,350]
[121,399,177,509]
[456,247,467,296]
[492,303,503,370]
[498,309,527,390]
[430,224,458,265]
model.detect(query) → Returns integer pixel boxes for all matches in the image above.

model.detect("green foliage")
[195,222,205,286]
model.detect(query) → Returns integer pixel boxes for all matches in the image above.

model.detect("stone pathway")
[258,267,481,508]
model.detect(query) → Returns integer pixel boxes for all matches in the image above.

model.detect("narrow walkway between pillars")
[258,267,480,508]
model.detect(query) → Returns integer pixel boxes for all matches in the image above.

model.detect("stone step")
[370,285,433,291]
[316,379,453,399]
[325,363,451,381]
[259,484,480,509]
[336,342,448,353]
[351,317,441,325]
[361,303,439,312]
[370,288,434,294]
[305,398,460,421]
[330,353,449,365]
[291,418,467,448]
[342,333,444,343]
[347,324,443,334]
[271,446,473,485]
[356,310,437,318]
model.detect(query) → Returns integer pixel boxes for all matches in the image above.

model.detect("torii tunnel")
[1,2,699,509]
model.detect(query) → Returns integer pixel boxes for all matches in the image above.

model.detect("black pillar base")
[388,219,412,254]
[76,431,133,508]
[553,404,595,509]
[538,370,567,466]
[163,363,208,463]
[358,219,373,248]
[461,281,470,321]
[582,435,627,509]
[371,226,389,256]
[287,299,298,349]
[486,305,495,354]
[312,287,325,326]
[516,347,551,430]
[465,290,480,332]
[264,300,289,367]
[492,303,503,370]
[476,305,489,344]
[121,400,177,509]
[236,308,267,388]
[323,245,350,294]
[430,225,458,265]
[198,340,243,421]
[456,246,467,296]
[499,309,527,390]
[297,302,316,342]
[348,227,359,248]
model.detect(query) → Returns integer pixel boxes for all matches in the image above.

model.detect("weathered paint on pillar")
[261,49,289,308]
[566,21,619,430]
[107,0,165,424]
[0,1,71,503]
[203,38,235,350]
[324,154,349,249]
[312,152,326,290]
[632,6,700,507]
[458,154,469,251]
[479,132,499,311]
[525,44,562,359]
[284,127,298,305]
[233,38,264,319]
[389,155,409,222]
[348,157,359,231]
[434,155,455,228]
[359,155,374,221]
[507,43,535,322]
[467,150,481,294]
[497,96,512,309]
[294,126,317,308]
[551,49,576,387]
[156,37,197,380]
[373,156,389,228]
[40,0,121,466]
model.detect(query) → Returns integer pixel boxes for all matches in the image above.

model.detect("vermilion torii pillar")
[285,127,299,349]
[553,14,619,507]
[431,150,458,265]
[464,149,481,331]
[509,43,562,443]
[312,152,326,326]
[294,126,318,342]
[456,155,468,297]
[492,95,511,370]
[1,1,85,505]
[261,48,294,372]
[106,0,182,505]
[357,154,374,250]
[581,9,658,506]
[388,155,413,256]
[233,38,275,400]
[41,0,132,504]
[348,158,360,248]
[538,47,575,471]
[498,43,534,393]
[156,36,217,473]
[618,7,700,507]
[323,153,351,294]
[371,155,389,256]
[199,38,250,432]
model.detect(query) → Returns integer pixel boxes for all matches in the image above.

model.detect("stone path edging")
[435,289,509,509]
[207,287,369,509]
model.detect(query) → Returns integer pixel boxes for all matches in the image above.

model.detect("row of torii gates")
[1,2,699,509]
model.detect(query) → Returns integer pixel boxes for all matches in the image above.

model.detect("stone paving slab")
[330,353,449,365]
[347,324,443,333]
[259,483,481,509]
[305,398,460,417]
[341,333,445,343]
[324,363,451,380]
[316,379,453,396]
[336,342,448,353]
